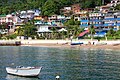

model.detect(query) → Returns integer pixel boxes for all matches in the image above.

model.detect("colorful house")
[0,15,6,24]
[80,11,120,37]
[71,4,81,14]
[89,12,103,30]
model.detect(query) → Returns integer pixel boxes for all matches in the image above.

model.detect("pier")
[0,40,21,46]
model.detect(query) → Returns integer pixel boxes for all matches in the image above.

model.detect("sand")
[20,39,120,50]
[1,39,119,50]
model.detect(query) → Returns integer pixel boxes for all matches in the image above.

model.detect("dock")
[0,40,21,46]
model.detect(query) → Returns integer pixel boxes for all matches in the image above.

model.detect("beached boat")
[6,66,42,77]
[71,42,83,45]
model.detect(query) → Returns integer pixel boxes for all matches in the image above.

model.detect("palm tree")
[16,26,24,36]
[65,25,73,39]
[60,30,67,39]
[106,28,116,39]
[90,25,95,40]
[72,25,82,38]
[51,27,57,39]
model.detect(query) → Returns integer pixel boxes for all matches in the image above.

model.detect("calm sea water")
[0,46,120,80]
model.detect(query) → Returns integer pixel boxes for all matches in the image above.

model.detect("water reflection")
[6,74,39,80]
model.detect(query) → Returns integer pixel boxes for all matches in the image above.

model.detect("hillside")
[0,0,111,15]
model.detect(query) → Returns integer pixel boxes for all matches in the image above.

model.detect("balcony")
[80,24,89,27]
[103,23,114,27]
[103,18,115,21]
[80,20,89,22]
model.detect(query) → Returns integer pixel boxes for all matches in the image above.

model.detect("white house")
[37,25,52,33]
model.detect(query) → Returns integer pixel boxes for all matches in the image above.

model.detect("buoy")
[56,75,60,80]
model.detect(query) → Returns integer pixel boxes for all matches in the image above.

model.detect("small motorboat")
[6,66,42,77]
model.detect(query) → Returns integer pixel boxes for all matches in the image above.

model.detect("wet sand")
[21,42,120,50]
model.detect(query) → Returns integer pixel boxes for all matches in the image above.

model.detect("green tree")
[24,23,37,39]
[64,17,83,39]
[81,0,111,8]
[64,17,75,26]
[0,23,7,29]
[90,25,95,40]
[115,30,120,39]
[106,28,117,39]
[106,29,115,37]
[16,26,24,36]
[0,0,111,15]
[82,0,95,8]
[114,4,120,10]
[73,25,82,38]
[42,0,59,16]
[51,27,57,39]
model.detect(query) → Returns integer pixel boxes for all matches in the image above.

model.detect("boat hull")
[6,67,42,77]
[71,42,83,45]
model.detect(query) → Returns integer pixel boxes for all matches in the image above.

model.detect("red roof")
[79,30,89,37]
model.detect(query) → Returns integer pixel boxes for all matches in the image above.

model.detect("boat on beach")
[71,42,83,45]
[6,66,42,77]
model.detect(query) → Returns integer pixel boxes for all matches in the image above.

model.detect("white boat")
[6,66,42,77]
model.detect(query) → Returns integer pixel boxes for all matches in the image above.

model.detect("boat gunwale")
[6,67,41,70]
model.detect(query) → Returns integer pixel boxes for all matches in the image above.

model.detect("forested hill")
[0,0,111,15]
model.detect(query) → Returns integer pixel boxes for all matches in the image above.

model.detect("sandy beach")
[21,43,120,50]
[18,39,120,50]
[0,39,120,50]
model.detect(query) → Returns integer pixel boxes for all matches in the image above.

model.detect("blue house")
[103,13,116,30]
[79,12,119,37]
[80,12,103,29]
[80,17,89,28]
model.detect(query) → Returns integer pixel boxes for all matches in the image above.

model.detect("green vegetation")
[114,4,120,10]
[42,0,59,16]
[106,29,120,40]
[23,23,37,39]
[89,25,95,40]
[0,23,7,29]
[0,0,111,15]
[2,22,37,40]
[6,34,17,39]
[64,17,83,39]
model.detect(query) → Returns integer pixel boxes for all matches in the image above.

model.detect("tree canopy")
[0,0,111,15]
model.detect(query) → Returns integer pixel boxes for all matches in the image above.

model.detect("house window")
[90,22,92,24]
[93,22,95,24]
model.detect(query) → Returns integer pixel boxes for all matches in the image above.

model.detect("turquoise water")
[0,46,120,80]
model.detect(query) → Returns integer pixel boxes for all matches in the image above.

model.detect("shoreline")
[1,39,120,50]
[22,44,120,50]
[21,40,120,50]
